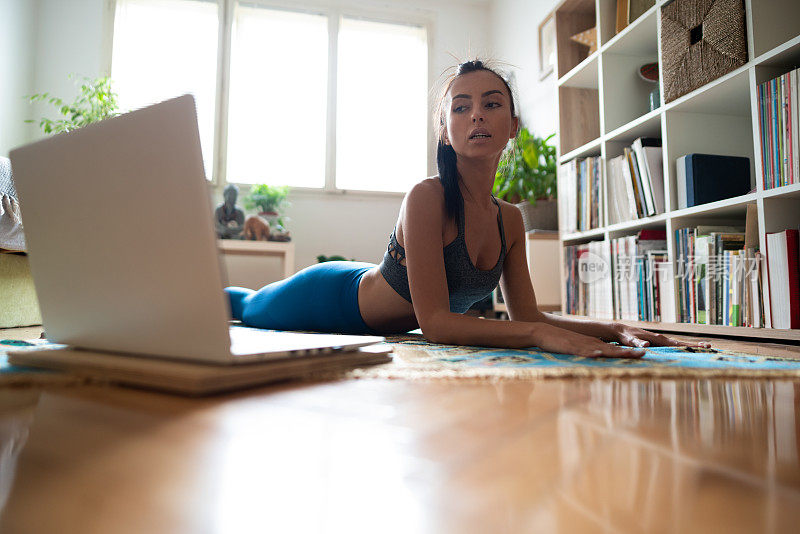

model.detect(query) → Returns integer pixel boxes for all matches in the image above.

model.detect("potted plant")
[492,128,558,231]
[25,76,120,134]
[243,184,290,228]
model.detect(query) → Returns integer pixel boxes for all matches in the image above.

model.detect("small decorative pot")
[515,199,558,231]
[258,211,280,228]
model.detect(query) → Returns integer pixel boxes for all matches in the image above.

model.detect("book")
[765,229,800,329]
[616,0,630,34]
[712,232,745,324]
[782,73,790,184]
[619,152,639,220]
[757,82,767,189]
[779,74,786,186]
[558,160,578,233]
[773,78,780,185]
[657,254,676,322]
[615,155,636,222]
[694,234,712,324]
[673,225,750,325]
[642,145,665,213]
[645,250,668,321]
[788,71,794,184]
[793,68,799,183]
[676,154,751,209]
[624,148,646,216]
[631,137,662,216]
[560,157,603,233]
[606,156,625,224]
[635,230,666,321]
[755,251,766,327]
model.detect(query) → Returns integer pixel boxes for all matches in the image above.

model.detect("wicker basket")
[516,199,559,231]
[660,0,748,104]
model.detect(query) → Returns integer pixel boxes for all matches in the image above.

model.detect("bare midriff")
[357,266,419,334]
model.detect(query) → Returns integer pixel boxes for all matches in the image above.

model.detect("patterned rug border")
[347,335,800,381]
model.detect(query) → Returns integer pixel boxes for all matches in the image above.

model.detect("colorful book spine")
[757,70,800,190]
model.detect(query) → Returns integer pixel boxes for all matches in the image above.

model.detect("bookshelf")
[554,0,800,341]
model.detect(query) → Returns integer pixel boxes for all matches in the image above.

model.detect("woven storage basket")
[660,0,748,104]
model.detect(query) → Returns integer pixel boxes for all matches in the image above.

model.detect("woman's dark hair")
[434,59,518,220]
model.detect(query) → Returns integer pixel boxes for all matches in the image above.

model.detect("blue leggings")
[225,261,381,335]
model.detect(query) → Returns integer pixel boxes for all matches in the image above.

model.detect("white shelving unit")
[554,0,800,341]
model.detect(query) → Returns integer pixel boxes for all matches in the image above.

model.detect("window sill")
[211,182,407,200]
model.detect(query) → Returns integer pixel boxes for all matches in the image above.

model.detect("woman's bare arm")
[402,182,645,357]
[499,205,710,349]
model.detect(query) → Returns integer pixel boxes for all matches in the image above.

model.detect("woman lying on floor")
[226,59,710,358]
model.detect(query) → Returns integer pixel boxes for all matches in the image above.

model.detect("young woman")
[227,60,710,358]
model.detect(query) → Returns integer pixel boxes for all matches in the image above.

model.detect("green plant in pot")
[492,128,558,231]
[243,184,290,228]
[25,75,120,134]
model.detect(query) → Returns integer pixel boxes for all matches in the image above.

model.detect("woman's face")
[444,70,518,159]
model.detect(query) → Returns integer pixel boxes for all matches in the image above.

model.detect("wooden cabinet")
[217,240,295,290]
[494,231,561,315]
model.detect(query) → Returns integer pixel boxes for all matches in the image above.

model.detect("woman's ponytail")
[437,140,462,221]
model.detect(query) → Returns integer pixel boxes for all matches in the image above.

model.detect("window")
[226,7,328,187]
[111,0,429,193]
[112,0,219,177]
[336,17,427,193]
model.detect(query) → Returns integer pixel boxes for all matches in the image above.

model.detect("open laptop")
[8,94,385,368]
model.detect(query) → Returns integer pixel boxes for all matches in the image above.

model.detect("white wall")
[489,0,560,140]
[0,0,36,156]
[27,0,110,145]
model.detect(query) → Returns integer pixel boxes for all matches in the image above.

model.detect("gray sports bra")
[378,193,507,313]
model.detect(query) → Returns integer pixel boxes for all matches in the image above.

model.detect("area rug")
[349,334,800,380]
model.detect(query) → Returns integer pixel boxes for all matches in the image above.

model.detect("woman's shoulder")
[493,196,520,220]
[404,176,445,207]
[493,197,525,241]
[409,176,443,195]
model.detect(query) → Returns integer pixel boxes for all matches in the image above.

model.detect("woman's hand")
[531,323,646,359]
[606,323,712,349]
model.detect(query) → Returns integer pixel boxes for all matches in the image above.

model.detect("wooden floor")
[1,326,799,533]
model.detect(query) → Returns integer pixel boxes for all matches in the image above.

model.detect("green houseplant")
[492,128,558,230]
[244,184,290,228]
[25,76,120,134]
[244,184,289,214]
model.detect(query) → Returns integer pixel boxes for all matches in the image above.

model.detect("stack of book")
[765,229,800,329]
[559,156,602,233]
[606,138,664,225]
[610,229,668,322]
[756,68,799,190]
[563,239,613,319]
[673,225,765,327]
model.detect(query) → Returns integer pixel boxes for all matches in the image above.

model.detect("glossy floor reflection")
[549,381,800,533]
[0,378,798,534]
[0,390,39,516]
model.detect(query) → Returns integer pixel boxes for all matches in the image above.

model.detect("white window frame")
[103,0,434,197]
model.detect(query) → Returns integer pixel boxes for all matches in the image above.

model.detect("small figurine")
[244,215,270,241]
[215,184,245,239]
